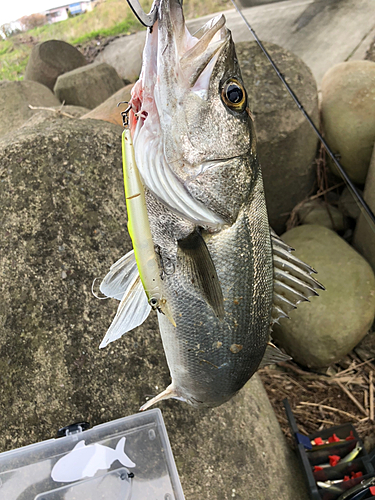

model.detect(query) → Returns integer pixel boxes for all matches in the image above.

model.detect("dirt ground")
[259,328,375,453]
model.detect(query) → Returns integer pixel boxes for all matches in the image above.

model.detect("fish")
[51,437,135,482]
[98,0,323,409]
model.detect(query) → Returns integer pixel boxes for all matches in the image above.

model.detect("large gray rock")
[54,62,124,109]
[296,199,346,231]
[95,31,146,83]
[0,119,308,499]
[321,61,375,185]
[25,40,87,91]
[273,225,375,368]
[236,42,319,234]
[0,80,61,139]
[353,143,375,273]
[338,187,362,220]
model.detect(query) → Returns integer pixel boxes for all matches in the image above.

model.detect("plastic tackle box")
[0,408,185,500]
[284,399,375,500]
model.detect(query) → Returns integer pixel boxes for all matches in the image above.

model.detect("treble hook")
[125,0,159,28]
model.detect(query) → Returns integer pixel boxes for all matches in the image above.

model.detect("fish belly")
[152,172,273,408]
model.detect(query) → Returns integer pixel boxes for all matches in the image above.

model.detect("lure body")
[122,129,174,325]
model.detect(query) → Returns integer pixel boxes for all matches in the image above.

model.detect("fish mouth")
[129,0,231,228]
[158,0,229,94]
[130,0,229,132]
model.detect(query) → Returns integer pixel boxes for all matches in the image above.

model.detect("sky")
[1,0,65,26]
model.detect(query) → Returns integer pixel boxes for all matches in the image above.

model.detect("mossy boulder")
[25,40,87,91]
[0,118,308,499]
[273,225,375,368]
[296,200,346,231]
[339,187,362,220]
[321,61,375,184]
[54,62,124,110]
[20,104,89,130]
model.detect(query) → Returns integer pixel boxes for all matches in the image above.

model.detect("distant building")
[0,20,22,38]
[44,1,94,23]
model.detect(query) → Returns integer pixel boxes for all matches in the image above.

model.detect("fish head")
[130,0,256,226]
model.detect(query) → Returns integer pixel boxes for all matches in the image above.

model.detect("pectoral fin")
[270,229,324,327]
[99,251,151,348]
[178,230,224,320]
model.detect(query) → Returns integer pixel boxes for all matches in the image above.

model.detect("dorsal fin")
[270,229,324,327]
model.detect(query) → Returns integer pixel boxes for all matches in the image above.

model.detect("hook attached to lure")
[120,109,176,327]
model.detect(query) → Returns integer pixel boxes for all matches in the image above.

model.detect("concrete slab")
[237,0,289,6]
[95,30,147,82]
[96,0,374,85]
[187,0,375,85]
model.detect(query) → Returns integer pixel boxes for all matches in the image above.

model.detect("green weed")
[0,0,231,81]
[0,40,12,57]
[70,16,144,45]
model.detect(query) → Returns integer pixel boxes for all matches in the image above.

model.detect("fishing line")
[230,0,375,234]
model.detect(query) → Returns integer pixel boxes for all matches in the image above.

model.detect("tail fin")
[115,437,136,468]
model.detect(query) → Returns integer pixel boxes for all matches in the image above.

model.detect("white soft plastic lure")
[51,437,135,482]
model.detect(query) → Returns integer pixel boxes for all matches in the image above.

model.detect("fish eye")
[221,79,247,112]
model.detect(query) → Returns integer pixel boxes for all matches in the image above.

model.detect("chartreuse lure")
[121,128,175,327]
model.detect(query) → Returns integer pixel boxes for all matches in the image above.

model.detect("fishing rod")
[230,0,375,234]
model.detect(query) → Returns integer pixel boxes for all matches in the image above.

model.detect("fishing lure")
[121,127,175,326]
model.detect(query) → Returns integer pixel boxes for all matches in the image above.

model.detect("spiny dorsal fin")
[177,230,224,320]
[270,229,324,327]
[258,342,291,369]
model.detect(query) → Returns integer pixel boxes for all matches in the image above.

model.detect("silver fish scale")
[148,168,273,408]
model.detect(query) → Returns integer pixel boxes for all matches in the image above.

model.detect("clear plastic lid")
[0,409,185,500]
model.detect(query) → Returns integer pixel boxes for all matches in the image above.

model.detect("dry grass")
[258,332,375,452]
